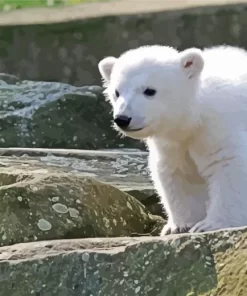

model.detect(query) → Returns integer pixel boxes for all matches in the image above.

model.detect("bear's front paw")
[189,218,229,233]
[160,222,191,236]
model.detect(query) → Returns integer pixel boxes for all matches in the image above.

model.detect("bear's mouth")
[125,127,144,132]
[116,124,151,140]
[113,122,145,133]
[117,126,147,133]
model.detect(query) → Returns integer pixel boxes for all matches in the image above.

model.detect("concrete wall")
[0,3,247,86]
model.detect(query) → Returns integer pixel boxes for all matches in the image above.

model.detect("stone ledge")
[0,228,246,295]
[0,0,247,25]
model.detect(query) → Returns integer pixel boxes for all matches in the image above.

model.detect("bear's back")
[201,46,247,82]
[198,46,247,128]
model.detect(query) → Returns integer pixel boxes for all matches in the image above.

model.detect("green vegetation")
[0,0,105,11]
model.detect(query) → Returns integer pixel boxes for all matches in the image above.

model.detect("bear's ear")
[98,57,117,82]
[179,48,204,78]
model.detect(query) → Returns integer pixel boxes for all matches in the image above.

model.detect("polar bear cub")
[98,44,247,235]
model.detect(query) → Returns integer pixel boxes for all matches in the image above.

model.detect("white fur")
[98,44,247,235]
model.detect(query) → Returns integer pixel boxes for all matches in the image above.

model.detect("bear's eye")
[115,90,120,98]
[143,88,156,97]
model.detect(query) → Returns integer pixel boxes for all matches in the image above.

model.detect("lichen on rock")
[0,156,164,246]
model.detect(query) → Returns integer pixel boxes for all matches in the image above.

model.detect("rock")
[126,189,165,219]
[0,147,165,217]
[0,227,246,295]
[0,77,144,150]
[0,73,20,84]
[0,158,165,247]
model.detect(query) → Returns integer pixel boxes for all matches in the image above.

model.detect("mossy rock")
[0,166,164,246]
[0,77,144,150]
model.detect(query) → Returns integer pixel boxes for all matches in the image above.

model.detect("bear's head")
[98,45,204,140]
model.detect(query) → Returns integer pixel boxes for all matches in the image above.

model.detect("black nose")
[114,115,132,128]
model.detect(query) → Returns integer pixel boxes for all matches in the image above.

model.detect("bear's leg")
[190,154,247,233]
[158,173,208,236]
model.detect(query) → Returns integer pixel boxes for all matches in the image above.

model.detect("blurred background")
[0,0,104,11]
[1,0,247,86]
